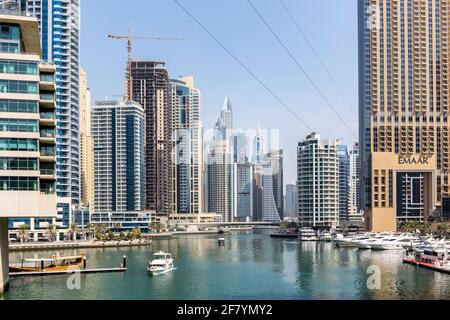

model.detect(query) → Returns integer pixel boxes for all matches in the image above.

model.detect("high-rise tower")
[0,9,57,294]
[129,61,172,215]
[17,0,81,204]
[169,76,202,215]
[80,69,93,208]
[359,0,448,231]
[91,100,145,213]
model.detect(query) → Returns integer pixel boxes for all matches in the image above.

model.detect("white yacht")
[148,251,174,276]
[299,227,318,241]
[318,231,333,241]
[371,236,417,250]
[353,235,384,249]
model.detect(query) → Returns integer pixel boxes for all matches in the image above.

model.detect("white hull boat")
[148,251,174,276]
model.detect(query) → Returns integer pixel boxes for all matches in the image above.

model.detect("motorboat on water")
[147,251,174,276]
[298,227,318,241]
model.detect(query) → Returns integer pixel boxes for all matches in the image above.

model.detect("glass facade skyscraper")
[16,0,81,204]
[169,76,202,215]
[91,100,145,213]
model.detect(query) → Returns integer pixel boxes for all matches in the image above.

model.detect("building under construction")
[129,61,172,215]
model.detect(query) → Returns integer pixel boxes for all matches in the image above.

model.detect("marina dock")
[9,240,153,252]
[403,258,450,275]
[9,267,127,278]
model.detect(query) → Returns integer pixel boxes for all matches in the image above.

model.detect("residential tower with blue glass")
[17,0,81,204]
[91,100,146,228]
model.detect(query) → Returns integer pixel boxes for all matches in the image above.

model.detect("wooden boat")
[9,254,86,273]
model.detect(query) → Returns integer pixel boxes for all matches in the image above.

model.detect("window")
[0,25,20,41]
[0,25,20,54]
[0,119,38,132]
[0,158,38,171]
[0,177,38,191]
[0,42,19,54]
[0,138,38,151]
[0,80,38,94]
[40,74,54,82]
[0,60,38,75]
[0,100,38,113]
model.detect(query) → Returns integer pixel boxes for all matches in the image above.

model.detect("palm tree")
[46,224,56,242]
[70,223,78,241]
[132,227,141,239]
[437,223,450,237]
[18,224,29,243]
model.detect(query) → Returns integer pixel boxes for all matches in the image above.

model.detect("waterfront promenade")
[9,228,255,252]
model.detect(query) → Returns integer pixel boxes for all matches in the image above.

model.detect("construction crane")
[108,31,184,100]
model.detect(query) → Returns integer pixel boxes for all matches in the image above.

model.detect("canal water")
[3,230,450,300]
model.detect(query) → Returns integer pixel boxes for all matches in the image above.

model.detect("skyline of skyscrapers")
[0,1,364,232]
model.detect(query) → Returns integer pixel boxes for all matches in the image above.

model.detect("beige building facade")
[359,0,448,231]
[80,69,93,208]
[0,12,57,294]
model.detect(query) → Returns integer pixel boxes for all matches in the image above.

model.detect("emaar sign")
[398,156,430,165]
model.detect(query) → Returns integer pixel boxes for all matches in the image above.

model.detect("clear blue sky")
[80,0,358,184]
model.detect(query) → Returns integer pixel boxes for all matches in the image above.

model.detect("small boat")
[148,251,174,276]
[298,227,317,241]
[270,231,298,239]
[9,254,86,273]
[318,231,332,241]
[218,238,225,245]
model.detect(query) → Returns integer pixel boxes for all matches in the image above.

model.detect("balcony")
[39,93,56,108]
[40,130,56,144]
[40,147,56,162]
[40,168,56,180]
[39,112,56,125]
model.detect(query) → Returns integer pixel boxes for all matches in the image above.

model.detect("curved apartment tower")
[297,133,339,228]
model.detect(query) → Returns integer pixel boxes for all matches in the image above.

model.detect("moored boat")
[318,231,332,241]
[298,227,317,241]
[9,254,86,273]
